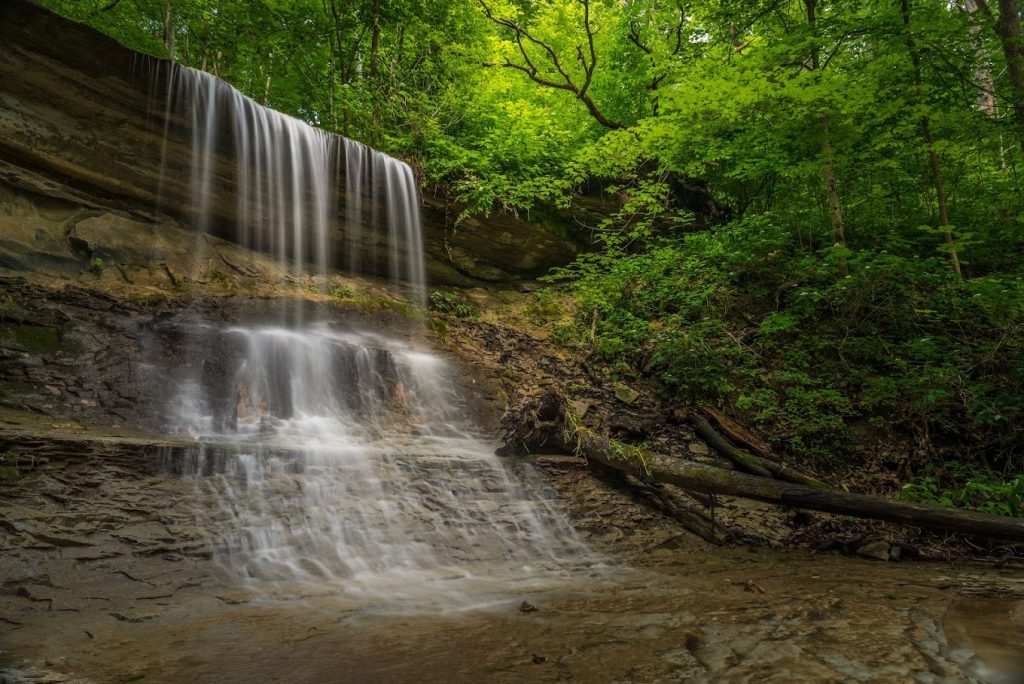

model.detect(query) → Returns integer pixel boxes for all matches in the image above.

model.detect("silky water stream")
[164,324,591,606]
[153,64,592,608]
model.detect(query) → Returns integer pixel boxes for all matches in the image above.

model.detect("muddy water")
[1,324,1022,683]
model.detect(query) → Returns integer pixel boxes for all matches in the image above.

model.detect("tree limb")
[479,0,625,129]
[503,392,1024,544]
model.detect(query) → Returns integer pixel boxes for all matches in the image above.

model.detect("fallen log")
[690,414,830,489]
[700,406,773,459]
[690,414,772,478]
[505,392,1024,544]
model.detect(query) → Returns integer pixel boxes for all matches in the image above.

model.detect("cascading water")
[167,326,585,598]
[154,64,425,300]
[152,64,590,601]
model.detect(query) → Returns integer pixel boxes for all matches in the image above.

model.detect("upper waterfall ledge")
[0,0,578,287]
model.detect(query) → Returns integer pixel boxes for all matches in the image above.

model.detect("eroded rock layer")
[0,0,577,286]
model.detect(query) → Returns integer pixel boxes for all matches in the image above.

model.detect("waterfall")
[157,64,425,300]
[152,64,590,601]
[166,326,585,596]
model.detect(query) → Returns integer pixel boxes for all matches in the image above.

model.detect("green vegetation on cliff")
[41,0,1024,511]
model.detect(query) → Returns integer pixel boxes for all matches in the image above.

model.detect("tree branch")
[91,0,123,15]
[479,0,625,129]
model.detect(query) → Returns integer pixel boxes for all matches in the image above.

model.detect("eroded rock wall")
[0,0,577,286]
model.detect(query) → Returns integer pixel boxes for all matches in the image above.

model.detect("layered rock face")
[0,0,577,286]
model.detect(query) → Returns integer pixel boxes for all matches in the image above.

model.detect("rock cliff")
[0,0,578,287]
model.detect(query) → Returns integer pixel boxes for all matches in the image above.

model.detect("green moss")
[428,316,449,340]
[125,291,171,306]
[0,451,49,483]
[0,324,63,355]
[329,285,355,300]
[208,270,235,288]
[330,293,424,321]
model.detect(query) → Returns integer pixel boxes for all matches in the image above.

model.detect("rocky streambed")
[1,276,1023,683]
[2,434,1023,683]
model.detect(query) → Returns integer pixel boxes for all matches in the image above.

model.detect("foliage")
[899,463,1024,518]
[551,223,1024,467]
[428,289,480,318]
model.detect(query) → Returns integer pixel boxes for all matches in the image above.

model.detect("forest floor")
[1,269,1023,682]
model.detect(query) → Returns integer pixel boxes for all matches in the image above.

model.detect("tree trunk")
[901,0,963,276]
[327,0,345,132]
[820,120,849,277]
[503,392,1024,543]
[690,414,830,489]
[997,0,1024,154]
[162,0,174,59]
[578,429,1024,543]
[804,0,848,276]
[977,0,1024,153]
[328,56,336,130]
[964,0,999,116]
[369,0,381,81]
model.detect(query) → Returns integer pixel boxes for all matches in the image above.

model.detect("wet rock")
[535,455,587,469]
[29,532,93,548]
[856,540,892,562]
[109,612,158,623]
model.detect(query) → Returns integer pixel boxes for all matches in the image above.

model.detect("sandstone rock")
[614,383,641,405]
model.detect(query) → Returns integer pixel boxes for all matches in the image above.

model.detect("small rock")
[614,383,640,405]
[531,654,546,664]
[570,399,595,418]
[109,612,158,623]
[519,601,538,613]
[856,540,891,561]
[688,442,710,456]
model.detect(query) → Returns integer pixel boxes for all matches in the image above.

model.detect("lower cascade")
[166,325,589,596]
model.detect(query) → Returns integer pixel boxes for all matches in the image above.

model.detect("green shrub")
[428,290,479,319]
[899,463,1024,518]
